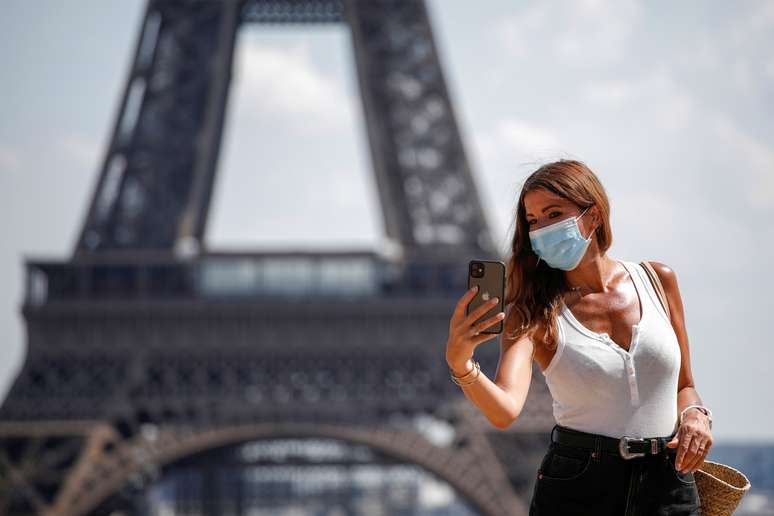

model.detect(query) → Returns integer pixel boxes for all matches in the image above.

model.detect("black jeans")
[529,425,701,515]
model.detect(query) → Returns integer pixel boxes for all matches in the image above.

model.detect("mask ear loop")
[578,205,595,241]
[532,205,593,267]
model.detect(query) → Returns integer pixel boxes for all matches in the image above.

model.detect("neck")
[565,254,618,295]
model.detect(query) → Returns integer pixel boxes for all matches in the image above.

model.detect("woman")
[445,160,713,515]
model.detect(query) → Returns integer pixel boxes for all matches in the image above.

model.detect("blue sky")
[1,0,773,441]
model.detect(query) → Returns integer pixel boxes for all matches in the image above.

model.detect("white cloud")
[0,145,21,171]
[495,0,642,66]
[232,39,355,133]
[652,90,694,133]
[494,3,551,59]
[730,59,756,96]
[614,188,759,275]
[58,136,99,168]
[732,2,774,42]
[711,116,774,210]
[678,31,720,72]
[493,118,563,159]
[581,68,695,131]
[615,190,679,244]
[582,69,670,106]
[471,131,497,164]
[580,79,637,108]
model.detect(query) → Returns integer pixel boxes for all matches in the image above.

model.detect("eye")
[548,211,562,218]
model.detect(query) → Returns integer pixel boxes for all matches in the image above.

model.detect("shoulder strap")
[639,260,671,320]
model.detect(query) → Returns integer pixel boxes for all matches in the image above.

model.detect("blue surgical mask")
[529,206,593,270]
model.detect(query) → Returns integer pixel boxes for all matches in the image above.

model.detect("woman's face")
[523,189,590,233]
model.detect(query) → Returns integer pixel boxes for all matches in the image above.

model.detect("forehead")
[523,189,571,215]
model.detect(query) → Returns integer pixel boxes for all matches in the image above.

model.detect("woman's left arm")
[651,261,713,474]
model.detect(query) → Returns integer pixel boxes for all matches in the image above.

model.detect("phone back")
[466,260,506,334]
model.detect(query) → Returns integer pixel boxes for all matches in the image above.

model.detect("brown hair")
[503,160,613,352]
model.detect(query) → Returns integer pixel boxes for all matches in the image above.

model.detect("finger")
[680,446,701,473]
[674,428,687,468]
[688,438,712,472]
[683,438,708,472]
[675,432,695,471]
[453,286,480,322]
[694,447,708,473]
[683,451,703,473]
[462,297,501,329]
[469,331,501,348]
[475,312,506,333]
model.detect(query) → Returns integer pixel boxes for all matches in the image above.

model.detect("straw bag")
[640,260,752,516]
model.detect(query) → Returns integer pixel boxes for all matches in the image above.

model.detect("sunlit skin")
[527,188,713,473]
[445,186,712,475]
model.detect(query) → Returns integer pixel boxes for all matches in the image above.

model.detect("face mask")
[529,206,593,271]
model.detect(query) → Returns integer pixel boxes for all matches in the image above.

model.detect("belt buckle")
[618,436,647,460]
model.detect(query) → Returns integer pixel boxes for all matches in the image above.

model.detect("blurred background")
[1,0,773,515]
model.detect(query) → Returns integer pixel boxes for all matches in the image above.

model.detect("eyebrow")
[526,204,563,217]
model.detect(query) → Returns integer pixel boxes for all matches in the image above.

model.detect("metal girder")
[1,422,528,516]
[346,0,495,258]
[75,0,241,254]
[74,0,495,259]
[241,0,345,23]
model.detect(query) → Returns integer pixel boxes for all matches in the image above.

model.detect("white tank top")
[542,259,681,439]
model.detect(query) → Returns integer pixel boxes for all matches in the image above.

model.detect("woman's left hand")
[666,410,713,473]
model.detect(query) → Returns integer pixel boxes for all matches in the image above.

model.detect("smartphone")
[466,259,506,334]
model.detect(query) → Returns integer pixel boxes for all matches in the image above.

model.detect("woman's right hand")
[445,285,506,376]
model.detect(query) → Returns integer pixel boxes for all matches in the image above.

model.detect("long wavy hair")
[504,160,613,352]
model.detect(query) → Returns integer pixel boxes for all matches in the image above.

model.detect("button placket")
[625,355,640,405]
[600,333,641,406]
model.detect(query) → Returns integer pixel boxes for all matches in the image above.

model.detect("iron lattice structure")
[0,1,555,514]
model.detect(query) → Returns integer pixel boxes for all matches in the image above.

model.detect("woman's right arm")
[445,286,535,430]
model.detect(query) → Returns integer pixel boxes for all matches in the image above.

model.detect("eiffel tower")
[0,1,554,514]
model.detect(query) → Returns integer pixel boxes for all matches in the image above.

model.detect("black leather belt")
[552,424,675,460]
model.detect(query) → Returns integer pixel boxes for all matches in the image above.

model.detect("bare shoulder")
[501,303,525,345]
[502,303,548,364]
[502,304,539,347]
[644,260,680,291]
